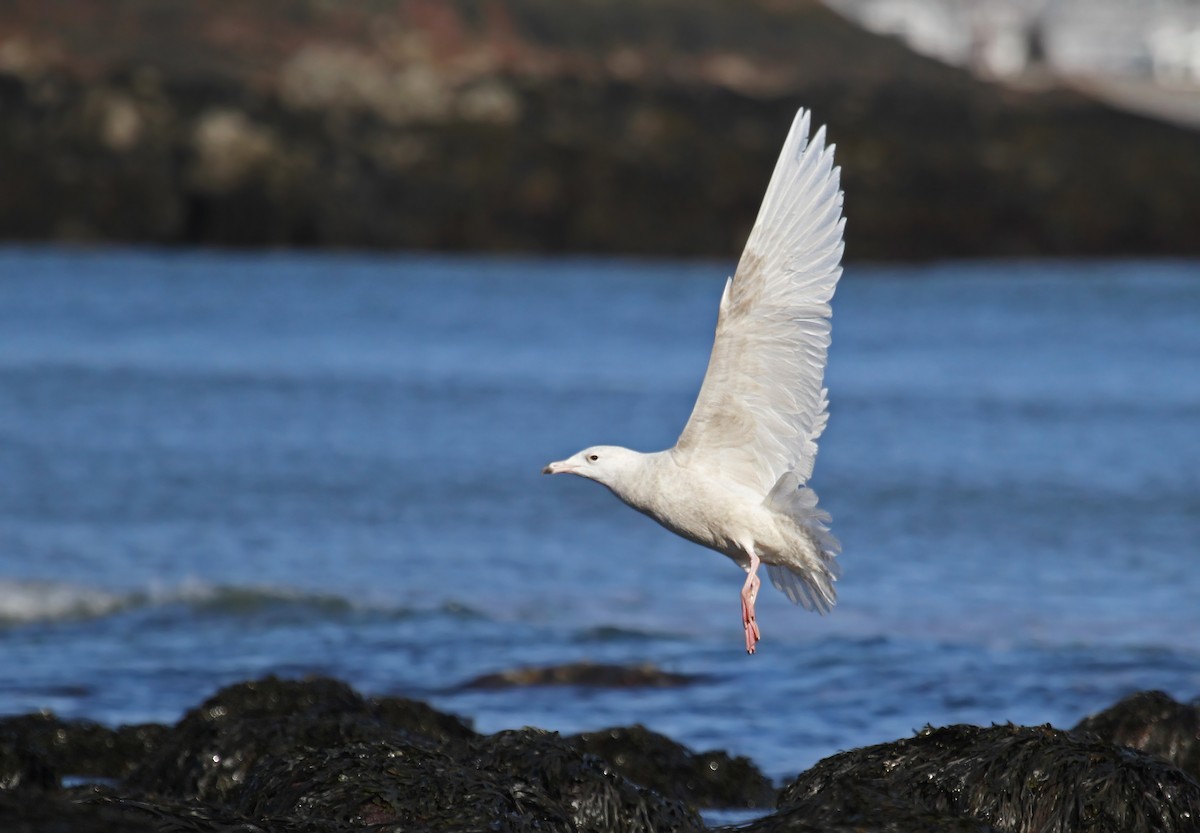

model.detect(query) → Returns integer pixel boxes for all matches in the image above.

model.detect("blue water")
[1,247,1198,782]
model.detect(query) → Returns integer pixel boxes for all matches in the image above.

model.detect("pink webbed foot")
[741,599,761,654]
[740,575,762,654]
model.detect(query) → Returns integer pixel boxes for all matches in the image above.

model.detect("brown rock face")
[2,0,1199,259]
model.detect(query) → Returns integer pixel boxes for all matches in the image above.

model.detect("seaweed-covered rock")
[235,736,571,833]
[13,678,1199,833]
[119,676,699,831]
[568,724,776,809]
[127,676,475,803]
[473,727,705,833]
[0,787,163,833]
[127,676,370,800]
[0,731,56,791]
[75,784,359,833]
[773,723,1200,833]
[0,712,165,786]
[369,693,479,744]
[717,790,996,833]
[1073,690,1200,781]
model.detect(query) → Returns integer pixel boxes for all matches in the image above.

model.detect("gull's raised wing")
[673,109,845,497]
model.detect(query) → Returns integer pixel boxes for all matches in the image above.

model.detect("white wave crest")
[0,578,487,626]
[0,578,349,625]
[0,579,129,624]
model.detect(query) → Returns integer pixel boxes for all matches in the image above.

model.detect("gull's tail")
[763,472,841,613]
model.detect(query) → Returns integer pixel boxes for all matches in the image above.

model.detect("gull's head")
[542,445,641,488]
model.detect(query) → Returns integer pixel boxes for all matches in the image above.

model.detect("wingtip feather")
[673,105,845,499]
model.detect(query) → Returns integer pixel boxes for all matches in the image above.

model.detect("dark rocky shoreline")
[4,0,1200,261]
[3,675,1199,832]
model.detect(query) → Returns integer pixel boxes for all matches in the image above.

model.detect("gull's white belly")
[615,460,785,567]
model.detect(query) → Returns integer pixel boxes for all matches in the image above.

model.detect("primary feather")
[675,110,844,496]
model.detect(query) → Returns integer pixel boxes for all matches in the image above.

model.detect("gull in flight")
[544,109,844,654]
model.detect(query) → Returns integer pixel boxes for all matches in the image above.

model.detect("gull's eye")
[588,454,599,462]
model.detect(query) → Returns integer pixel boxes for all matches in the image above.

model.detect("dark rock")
[0,731,56,791]
[126,675,370,800]
[718,791,997,833]
[462,661,700,689]
[234,736,572,832]
[8,679,1200,833]
[232,726,704,832]
[127,675,475,803]
[568,724,776,808]
[369,692,479,743]
[74,784,352,833]
[0,712,166,785]
[772,723,1200,833]
[120,675,698,831]
[0,787,162,833]
[1073,690,1200,782]
[472,727,704,833]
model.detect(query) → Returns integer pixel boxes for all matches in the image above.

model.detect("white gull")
[544,109,844,654]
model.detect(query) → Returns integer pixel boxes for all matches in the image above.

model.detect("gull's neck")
[602,449,672,512]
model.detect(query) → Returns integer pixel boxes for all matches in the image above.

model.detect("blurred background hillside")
[3,0,1199,260]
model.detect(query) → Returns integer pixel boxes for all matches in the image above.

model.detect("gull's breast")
[629,462,773,562]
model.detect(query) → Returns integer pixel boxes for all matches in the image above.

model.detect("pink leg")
[740,551,762,654]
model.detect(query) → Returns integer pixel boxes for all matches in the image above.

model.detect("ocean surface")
[2,247,1199,786]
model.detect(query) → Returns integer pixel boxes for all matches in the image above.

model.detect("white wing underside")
[674,110,845,498]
